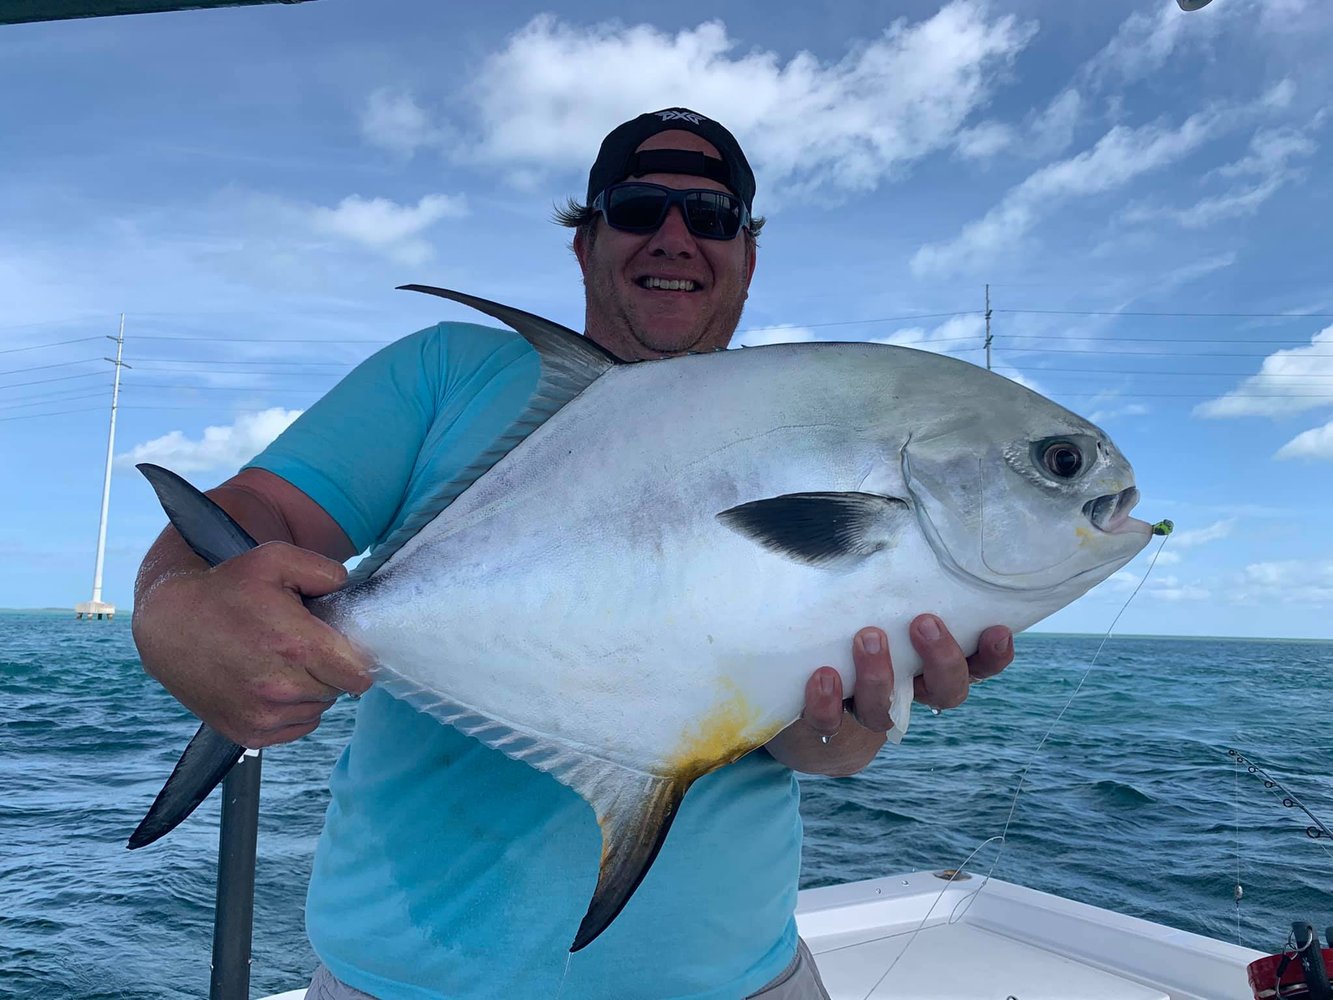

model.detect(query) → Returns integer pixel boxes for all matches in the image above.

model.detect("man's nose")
[646,205,697,257]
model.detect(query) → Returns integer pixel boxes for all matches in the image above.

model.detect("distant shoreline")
[3,607,1330,644]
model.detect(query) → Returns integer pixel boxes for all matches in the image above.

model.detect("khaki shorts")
[304,937,830,1000]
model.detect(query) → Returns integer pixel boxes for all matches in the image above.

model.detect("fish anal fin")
[573,773,687,953]
[717,491,912,568]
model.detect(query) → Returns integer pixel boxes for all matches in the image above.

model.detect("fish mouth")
[1083,487,1150,535]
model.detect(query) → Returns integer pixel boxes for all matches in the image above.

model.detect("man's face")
[575,131,757,362]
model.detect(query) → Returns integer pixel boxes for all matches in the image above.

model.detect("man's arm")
[132,467,373,748]
[765,617,1014,777]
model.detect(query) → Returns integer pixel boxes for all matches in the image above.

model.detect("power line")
[118,382,328,393]
[0,358,106,377]
[0,336,103,355]
[1018,367,1333,379]
[130,358,356,368]
[0,406,105,423]
[0,371,111,390]
[996,308,1333,320]
[993,346,1333,358]
[0,391,108,412]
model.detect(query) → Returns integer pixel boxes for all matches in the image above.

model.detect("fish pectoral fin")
[127,722,246,849]
[717,491,912,567]
[572,771,688,953]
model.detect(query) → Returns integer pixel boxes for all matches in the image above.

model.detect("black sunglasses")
[592,182,750,241]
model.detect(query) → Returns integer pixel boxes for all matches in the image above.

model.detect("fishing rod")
[1228,749,1333,999]
[1229,749,1333,846]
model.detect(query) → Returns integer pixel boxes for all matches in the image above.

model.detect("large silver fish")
[129,287,1154,951]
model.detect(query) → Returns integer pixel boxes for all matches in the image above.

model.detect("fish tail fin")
[137,463,260,565]
[127,723,246,849]
[571,773,688,952]
[127,464,256,849]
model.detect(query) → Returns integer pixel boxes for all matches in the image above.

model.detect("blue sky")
[2,0,1331,639]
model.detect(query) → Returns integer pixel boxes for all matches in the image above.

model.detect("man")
[132,108,1013,999]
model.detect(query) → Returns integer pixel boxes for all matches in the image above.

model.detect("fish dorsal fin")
[347,286,622,585]
[369,666,688,953]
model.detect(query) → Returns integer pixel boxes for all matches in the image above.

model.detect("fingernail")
[918,615,941,641]
[819,674,835,697]
[993,634,1011,656]
[859,630,883,655]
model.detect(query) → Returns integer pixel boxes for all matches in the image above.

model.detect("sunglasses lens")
[602,184,744,239]
[605,186,667,231]
[685,191,741,239]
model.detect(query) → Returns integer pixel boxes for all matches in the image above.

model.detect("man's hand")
[764,616,1014,777]
[133,540,373,748]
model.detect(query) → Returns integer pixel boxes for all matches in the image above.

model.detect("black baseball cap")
[585,108,756,213]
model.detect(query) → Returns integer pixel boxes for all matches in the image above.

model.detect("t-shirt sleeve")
[244,322,531,553]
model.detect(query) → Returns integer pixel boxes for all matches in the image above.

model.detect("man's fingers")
[910,614,970,710]
[300,624,375,696]
[968,625,1013,681]
[802,667,845,736]
[849,628,894,732]
[241,540,349,599]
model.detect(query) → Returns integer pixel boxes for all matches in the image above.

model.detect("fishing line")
[831,520,1175,1000]
[1235,749,1245,945]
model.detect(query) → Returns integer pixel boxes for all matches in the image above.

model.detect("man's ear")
[744,235,758,288]
[573,224,592,273]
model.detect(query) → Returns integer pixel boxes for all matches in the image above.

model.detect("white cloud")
[1125,124,1316,229]
[1149,578,1212,602]
[1029,89,1083,158]
[1170,518,1236,548]
[952,90,1083,163]
[1087,402,1150,424]
[1235,560,1333,604]
[1276,420,1333,460]
[360,89,451,158]
[445,5,1035,199]
[733,323,819,348]
[1106,568,1209,601]
[308,193,467,265]
[1083,3,1220,86]
[1194,325,1333,417]
[954,121,1016,160]
[117,408,303,474]
[912,107,1224,276]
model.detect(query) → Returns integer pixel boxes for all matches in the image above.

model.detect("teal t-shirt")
[247,322,802,999]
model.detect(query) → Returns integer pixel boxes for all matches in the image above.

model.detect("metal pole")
[984,284,992,372]
[210,748,263,1000]
[91,315,126,604]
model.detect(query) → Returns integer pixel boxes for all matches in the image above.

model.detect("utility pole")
[984,284,993,371]
[75,314,130,620]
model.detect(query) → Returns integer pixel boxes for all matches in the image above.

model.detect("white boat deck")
[799,871,1261,1000]
[259,870,1264,1000]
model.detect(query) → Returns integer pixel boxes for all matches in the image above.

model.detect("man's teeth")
[641,277,697,291]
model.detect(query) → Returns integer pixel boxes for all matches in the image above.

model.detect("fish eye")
[1042,441,1084,479]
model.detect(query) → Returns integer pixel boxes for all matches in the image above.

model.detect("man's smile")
[637,276,701,292]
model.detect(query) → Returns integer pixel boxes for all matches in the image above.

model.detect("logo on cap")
[656,110,706,125]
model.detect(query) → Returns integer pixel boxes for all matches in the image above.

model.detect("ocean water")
[2,609,1331,1000]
